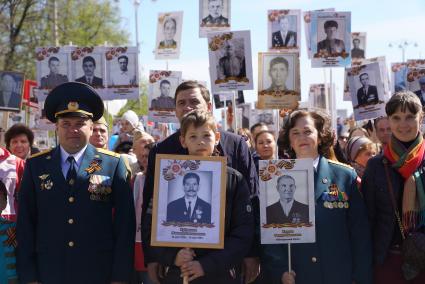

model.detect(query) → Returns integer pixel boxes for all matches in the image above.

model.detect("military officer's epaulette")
[328,159,353,170]
[97,148,120,158]
[29,148,52,159]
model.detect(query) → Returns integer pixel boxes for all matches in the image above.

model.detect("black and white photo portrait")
[75,56,103,87]
[271,16,297,48]
[155,11,183,59]
[110,54,136,86]
[166,172,212,224]
[351,38,365,59]
[0,71,24,112]
[266,175,309,224]
[201,0,229,26]
[217,38,246,81]
[40,56,69,89]
[317,20,346,56]
[151,79,175,110]
[414,76,425,106]
[266,56,291,92]
[159,17,178,49]
[356,73,379,107]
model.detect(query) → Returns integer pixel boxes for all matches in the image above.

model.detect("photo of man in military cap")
[17,82,135,284]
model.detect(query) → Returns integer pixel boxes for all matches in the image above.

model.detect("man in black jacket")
[141,80,259,283]
[356,73,379,107]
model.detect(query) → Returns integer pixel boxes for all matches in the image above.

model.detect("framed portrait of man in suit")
[151,154,227,249]
[199,0,231,37]
[71,47,105,92]
[267,9,301,51]
[257,52,300,110]
[259,158,315,244]
[0,71,24,112]
[347,61,386,121]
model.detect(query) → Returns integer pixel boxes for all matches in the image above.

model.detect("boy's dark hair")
[180,110,217,138]
[250,122,267,134]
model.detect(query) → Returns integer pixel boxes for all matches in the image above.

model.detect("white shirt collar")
[60,145,87,169]
[313,155,320,172]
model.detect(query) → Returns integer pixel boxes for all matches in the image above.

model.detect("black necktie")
[66,156,77,185]
[187,201,192,218]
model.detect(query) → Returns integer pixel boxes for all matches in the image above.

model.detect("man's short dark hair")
[324,20,338,29]
[373,116,388,129]
[82,56,96,67]
[183,172,200,185]
[160,79,171,87]
[353,38,360,44]
[276,175,296,187]
[250,122,267,134]
[269,57,289,70]
[48,56,60,65]
[174,81,210,104]
[117,55,128,63]
[163,17,177,29]
[359,73,369,81]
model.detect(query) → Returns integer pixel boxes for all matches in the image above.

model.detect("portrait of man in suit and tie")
[356,72,379,107]
[75,56,103,87]
[351,38,365,59]
[201,0,229,26]
[0,72,23,111]
[40,56,69,89]
[266,175,309,224]
[166,172,212,224]
[271,15,297,48]
[414,76,425,106]
[158,17,177,49]
[317,20,346,56]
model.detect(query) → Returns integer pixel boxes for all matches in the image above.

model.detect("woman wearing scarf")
[362,91,425,283]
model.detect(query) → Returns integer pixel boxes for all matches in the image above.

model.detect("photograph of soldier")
[201,0,229,26]
[351,38,365,59]
[414,76,425,106]
[356,72,379,107]
[158,17,177,49]
[266,174,309,224]
[75,56,103,87]
[216,39,246,80]
[317,20,346,56]
[110,55,136,86]
[271,15,297,48]
[265,56,290,92]
[40,56,69,89]
[0,72,23,110]
[166,172,212,224]
[150,79,175,110]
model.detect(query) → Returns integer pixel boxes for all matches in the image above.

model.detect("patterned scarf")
[384,134,425,232]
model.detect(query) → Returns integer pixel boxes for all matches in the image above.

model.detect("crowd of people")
[0,80,425,284]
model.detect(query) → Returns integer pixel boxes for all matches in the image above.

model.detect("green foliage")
[116,79,149,117]
[0,0,130,79]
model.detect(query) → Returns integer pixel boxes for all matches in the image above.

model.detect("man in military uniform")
[40,57,69,89]
[150,79,175,110]
[271,16,297,48]
[217,40,246,80]
[351,38,365,59]
[17,82,135,284]
[89,116,109,149]
[317,20,346,56]
[265,56,289,92]
[201,0,229,26]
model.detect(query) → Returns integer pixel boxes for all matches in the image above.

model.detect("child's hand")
[180,260,205,281]
[281,270,296,284]
[174,248,195,267]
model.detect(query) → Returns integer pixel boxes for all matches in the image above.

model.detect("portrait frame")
[208,30,253,93]
[310,11,351,68]
[259,158,315,244]
[34,46,73,101]
[151,154,227,249]
[303,8,335,59]
[71,46,106,96]
[199,0,231,37]
[250,109,278,133]
[308,83,332,112]
[391,62,408,93]
[155,11,184,60]
[267,9,301,52]
[212,91,244,109]
[0,71,25,113]
[405,60,425,94]
[351,32,367,62]
[257,52,300,110]
[347,61,386,121]
[105,46,139,100]
[237,102,251,129]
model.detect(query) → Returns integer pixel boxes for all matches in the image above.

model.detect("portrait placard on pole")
[151,154,227,249]
[259,159,315,244]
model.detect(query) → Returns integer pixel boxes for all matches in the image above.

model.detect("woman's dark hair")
[279,110,334,159]
[4,123,34,149]
[385,90,423,116]
[254,130,275,146]
[114,141,133,154]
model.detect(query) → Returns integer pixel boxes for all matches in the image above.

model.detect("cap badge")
[68,102,79,111]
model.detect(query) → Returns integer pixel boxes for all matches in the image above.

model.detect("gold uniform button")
[68,218,74,224]
[68,241,74,247]
[69,197,75,203]
[312,257,317,263]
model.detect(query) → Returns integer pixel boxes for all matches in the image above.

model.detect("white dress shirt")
[60,145,87,178]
